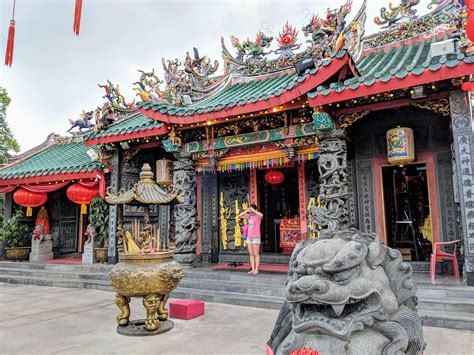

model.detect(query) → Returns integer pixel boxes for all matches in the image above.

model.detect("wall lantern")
[386,127,415,166]
[156,159,173,186]
[67,183,100,214]
[13,188,48,217]
[264,170,285,185]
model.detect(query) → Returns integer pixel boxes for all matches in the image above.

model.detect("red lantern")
[264,170,285,185]
[13,188,48,217]
[462,81,473,92]
[67,183,100,214]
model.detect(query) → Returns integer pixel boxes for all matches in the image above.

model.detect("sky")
[0,0,433,153]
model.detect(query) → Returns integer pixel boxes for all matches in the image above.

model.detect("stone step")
[0,274,112,292]
[0,267,110,281]
[171,287,284,310]
[178,278,286,298]
[416,284,474,299]
[184,269,287,285]
[420,310,474,330]
[417,297,474,314]
[0,261,112,273]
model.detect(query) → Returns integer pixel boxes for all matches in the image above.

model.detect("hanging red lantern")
[13,188,48,217]
[462,81,474,92]
[264,170,285,185]
[67,183,99,214]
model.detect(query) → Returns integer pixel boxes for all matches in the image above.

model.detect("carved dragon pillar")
[450,91,474,286]
[310,129,350,232]
[173,152,198,266]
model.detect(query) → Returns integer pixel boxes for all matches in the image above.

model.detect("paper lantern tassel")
[73,0,83,35]
[81,204,87,214]
[26,206,32,217]
[4,19,15,67]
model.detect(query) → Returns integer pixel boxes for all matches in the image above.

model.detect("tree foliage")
[89,197,109,246]
[0,210,29,247]
[0,87,20,166]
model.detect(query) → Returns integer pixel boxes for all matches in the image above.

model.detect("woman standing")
[239,204,263,275]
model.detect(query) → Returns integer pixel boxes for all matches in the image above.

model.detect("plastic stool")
[430,240,460,281]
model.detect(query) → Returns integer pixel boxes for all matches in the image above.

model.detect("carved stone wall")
[173,153,197,263]
[201,174,219,263]
[450,91,474,285]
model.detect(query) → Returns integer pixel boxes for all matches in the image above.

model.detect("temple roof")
[0,135,102,186]
[308,38,474,105]
[138,50,352,124]
[83,112,168,145]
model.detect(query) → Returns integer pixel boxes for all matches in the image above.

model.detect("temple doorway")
[382,163,432,261]
[257,166,300,254]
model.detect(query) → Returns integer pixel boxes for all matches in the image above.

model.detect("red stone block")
[169,299,205,320]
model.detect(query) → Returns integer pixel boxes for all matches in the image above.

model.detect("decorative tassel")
[81,204,87,214]
[4,0,16,67]
[73,0,83,36]
[26,206,32,217]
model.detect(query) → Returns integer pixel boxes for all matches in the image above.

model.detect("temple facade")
[1,1,474,284]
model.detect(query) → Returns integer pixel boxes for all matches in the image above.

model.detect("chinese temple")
[1,0,474,285]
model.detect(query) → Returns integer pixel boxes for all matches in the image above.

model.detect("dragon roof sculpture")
[133,48,227,107]
[268,228,425,355]
[374,0,421,28]
[221,0,366,75]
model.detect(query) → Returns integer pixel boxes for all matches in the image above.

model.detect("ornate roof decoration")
[364,3,466,50]
[374,0,421,28]
[132,48,227,108]
[67,80,137,134]
[105,163,182,205]
[220,0,366,75]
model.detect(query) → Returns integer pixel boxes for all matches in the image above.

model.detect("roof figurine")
[275,22,301,59]
[98,79,135,111]
[67,110,95,133]
[374,0,421,28]
[302,0,353,60]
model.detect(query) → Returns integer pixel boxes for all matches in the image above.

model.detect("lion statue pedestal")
[29,226,53,262]
[267,228,425,355]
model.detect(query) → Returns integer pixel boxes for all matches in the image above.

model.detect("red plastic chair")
[430,240,461,281]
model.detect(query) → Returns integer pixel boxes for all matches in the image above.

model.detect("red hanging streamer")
[4,0,16,67]
[73,0,83,36]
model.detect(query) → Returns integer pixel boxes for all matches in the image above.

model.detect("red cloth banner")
[0,185,16,193]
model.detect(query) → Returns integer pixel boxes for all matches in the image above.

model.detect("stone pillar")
[1,192,13,259]
[309,130,350,231]
[449,91,474,286]
[173,153,197,266]
[108,149,121,264]
[200,174,219,263]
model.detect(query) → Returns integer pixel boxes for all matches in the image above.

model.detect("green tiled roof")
[84,112,163,140]
[136,63,328,116]
[0,141,101,180]
[308,41,474,99]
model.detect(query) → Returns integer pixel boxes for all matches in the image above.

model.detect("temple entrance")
[382,163,432,261]
[47,189,80,253]
[257,166,300,254]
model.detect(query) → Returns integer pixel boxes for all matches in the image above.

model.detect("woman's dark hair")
[250,203,258,210]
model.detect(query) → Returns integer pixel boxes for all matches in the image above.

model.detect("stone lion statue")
[267,228,425,355]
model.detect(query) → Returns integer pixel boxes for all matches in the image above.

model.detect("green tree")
[0,87,20,166]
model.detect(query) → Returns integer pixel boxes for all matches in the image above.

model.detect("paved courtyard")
[0,282,473,355]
